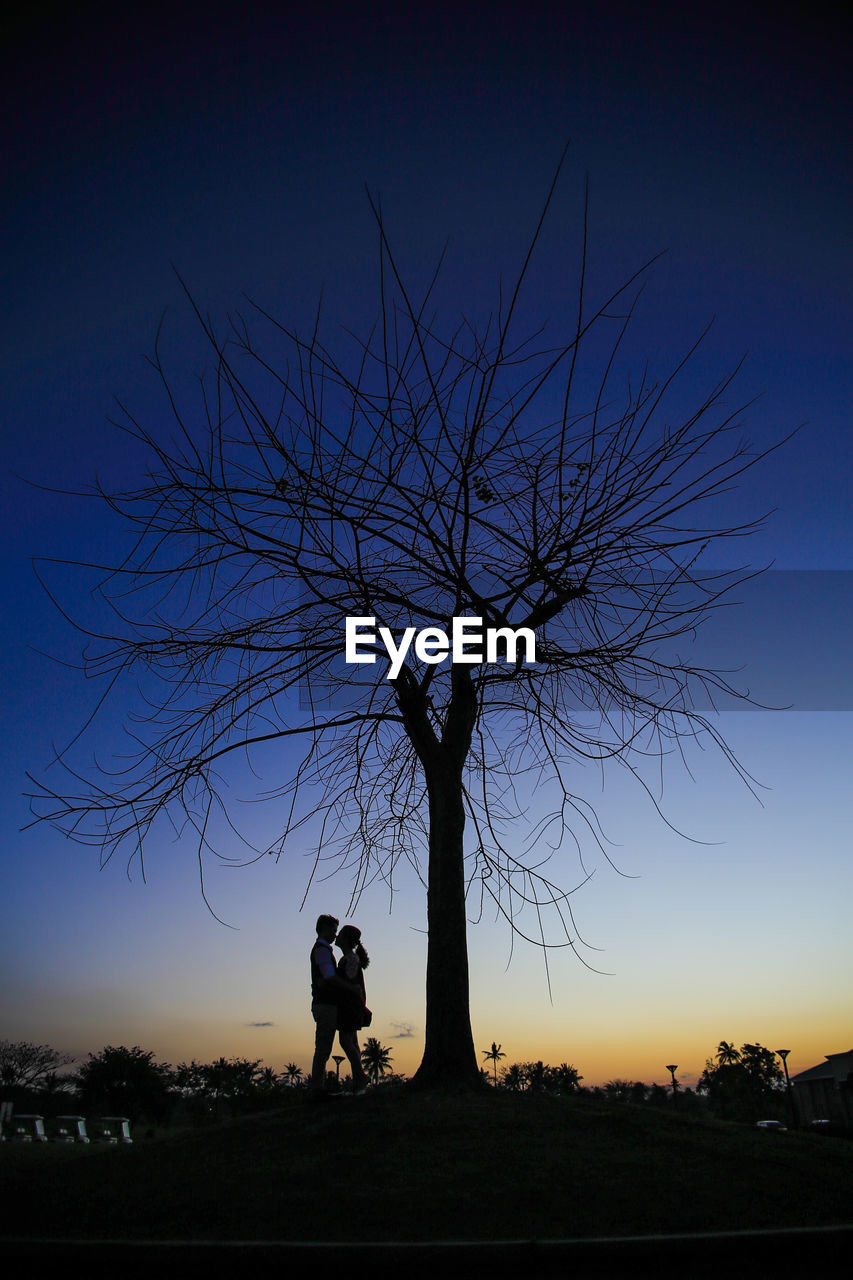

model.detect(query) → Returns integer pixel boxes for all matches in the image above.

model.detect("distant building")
[791,1050,853,1130]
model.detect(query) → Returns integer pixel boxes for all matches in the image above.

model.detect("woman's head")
[337,924,369,967]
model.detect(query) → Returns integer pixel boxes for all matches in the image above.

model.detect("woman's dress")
[336,952,370,1032]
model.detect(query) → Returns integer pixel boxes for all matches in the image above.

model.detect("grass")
[2,1088,852,1243]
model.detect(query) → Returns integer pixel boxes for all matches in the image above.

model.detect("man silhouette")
[310,914,340,1096]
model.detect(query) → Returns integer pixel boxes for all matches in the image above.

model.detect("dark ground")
[2,1088,852,1275]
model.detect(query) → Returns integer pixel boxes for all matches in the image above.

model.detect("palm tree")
[716,1041,741,1067]
[361,1038,393,1086]
[259,1066,280,1092]
[501,1063,524,1092]
[552,1063,583,1094]
[524,1061,547,1092]
[482,1042,505,1086]
[283,1062,303,1088]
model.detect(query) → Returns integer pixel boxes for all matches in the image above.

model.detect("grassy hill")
[2,1087,852,1243]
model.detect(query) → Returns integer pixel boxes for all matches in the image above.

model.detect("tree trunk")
[410,765,482,1089]
[397,666,483,1091]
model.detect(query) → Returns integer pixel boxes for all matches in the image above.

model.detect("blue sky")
[2,1,850,1085]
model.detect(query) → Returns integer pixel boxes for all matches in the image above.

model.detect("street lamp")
[666,1064,679,1110]
[776,1049,797,1128]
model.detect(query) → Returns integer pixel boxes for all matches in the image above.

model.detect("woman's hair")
[337,924,370,969]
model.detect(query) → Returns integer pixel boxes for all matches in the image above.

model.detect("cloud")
[247,1021,275,1028]
[390,1021,415,1039]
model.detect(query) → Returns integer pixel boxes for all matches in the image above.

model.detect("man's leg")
[310,1002,337,1092]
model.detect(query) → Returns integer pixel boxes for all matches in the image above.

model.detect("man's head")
[315,914,339,942]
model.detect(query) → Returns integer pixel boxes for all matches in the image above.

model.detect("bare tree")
[29,157,786,1088]
[0,1039,73,1089]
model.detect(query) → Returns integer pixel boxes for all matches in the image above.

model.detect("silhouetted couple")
[310,914,372,1098]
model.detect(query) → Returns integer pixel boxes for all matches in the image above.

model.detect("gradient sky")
[2,2,850,1088]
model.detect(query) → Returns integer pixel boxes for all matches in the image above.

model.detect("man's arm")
[314,942,360,996]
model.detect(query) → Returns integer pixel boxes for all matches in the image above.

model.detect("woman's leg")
[339,1030,368,1089]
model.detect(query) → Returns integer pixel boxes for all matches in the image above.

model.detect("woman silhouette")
[335,924,371,1093]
